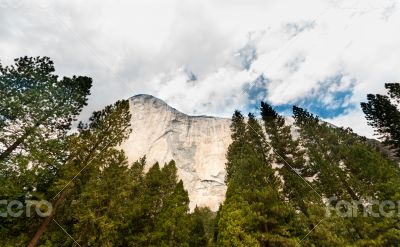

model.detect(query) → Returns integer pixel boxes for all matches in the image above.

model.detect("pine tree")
[293,106,354,200]
[361,83,400,157]
[293,105,400,245]
[293,106,366,240]
[248,113,302,246]
[0,57,91,246]
[217,195,259,247]
[261,102,318,218]
[27,100,131,247]
[189,207,215,247]
[0,56,91,163]
[225,110,247,192]
[245,113,276,190]
[225,112,274,196]
[126,160,192,246]
[153,180,190,246]
[68,150,136,246]
[218,110,300,246]
[189,207,208,247]
[261,102,327,244]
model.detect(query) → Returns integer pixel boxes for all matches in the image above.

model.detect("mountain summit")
[121,94,231,210]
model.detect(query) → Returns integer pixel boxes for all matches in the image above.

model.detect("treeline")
[0,57,213,246]
[215,82,400,246]
[216,100,400,246]
[1,57,400,246]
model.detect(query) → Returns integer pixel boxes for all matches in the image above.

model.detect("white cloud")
[325,108,375,138]
[0,0,399,137]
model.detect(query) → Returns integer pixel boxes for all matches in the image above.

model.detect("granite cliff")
[121,94,232,210]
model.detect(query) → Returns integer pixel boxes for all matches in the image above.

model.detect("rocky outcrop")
[121,94,232,211]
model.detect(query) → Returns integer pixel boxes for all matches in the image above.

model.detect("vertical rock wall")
[121,94,232,211]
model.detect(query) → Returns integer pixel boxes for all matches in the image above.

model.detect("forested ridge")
[1,57,400,246]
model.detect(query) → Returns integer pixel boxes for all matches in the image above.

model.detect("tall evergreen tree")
[217,195,259,247]
[189,207,215,247]
[246,113,302,246]
[0,56,91,163]
[0,57,91,246]
[126,160,192,246]
[261,102,317,217]
[153,180,190,246]
[219,110,300,246]
[225,112,275,196]
[27,100,132,247]
[293,106,356,201]
[293,105,400,245]
[225,110,247,192]
[67,150,136,246]
[361,83,400,157]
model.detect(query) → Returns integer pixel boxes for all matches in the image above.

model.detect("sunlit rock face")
[121,94,232,211]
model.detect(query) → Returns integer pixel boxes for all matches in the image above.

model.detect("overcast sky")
[1,0,399,138]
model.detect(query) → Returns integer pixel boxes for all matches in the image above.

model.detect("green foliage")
[218,100,400,246]
[152,180,190,246]
[123,161,193,247]
[0,57,91,246]
[217,195,259,247]
[293,105,400,245]
[0,56,205,247]
[386,83,400,104]
[225,112,275,196]
[189,207,216,247]
[3,59,400,247]
[361,83,400,157]
[0,56,91,168]
[261,102,318,217]
[219,110,300,246]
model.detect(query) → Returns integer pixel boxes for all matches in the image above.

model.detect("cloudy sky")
[1,0,399,138]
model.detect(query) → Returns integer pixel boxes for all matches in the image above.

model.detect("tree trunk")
[27,129,110,246]
[337,172,359,201]
[0,115,48,162]
[0,132,28,161]
[27,190,67,247]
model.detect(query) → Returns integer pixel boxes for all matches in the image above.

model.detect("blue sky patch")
[243,74,268,114]
[237,40,257,70]
[244,73,357,118]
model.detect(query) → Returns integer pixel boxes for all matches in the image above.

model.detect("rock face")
[121,94,232,211]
